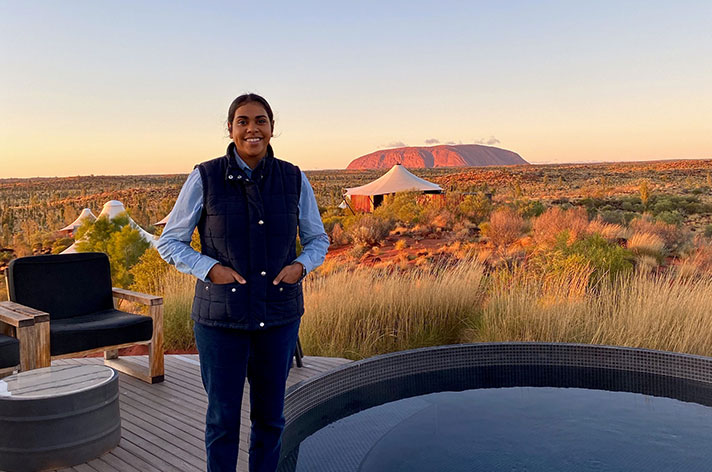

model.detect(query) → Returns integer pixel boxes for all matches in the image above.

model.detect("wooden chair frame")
[0,303,49,378]
[0,287,164,384]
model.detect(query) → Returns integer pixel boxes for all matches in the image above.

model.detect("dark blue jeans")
[194,319,301,472]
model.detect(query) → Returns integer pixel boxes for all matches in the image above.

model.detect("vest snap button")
[258,220,264,225]
[260,271,266,276]
[279,287,283,292]
[228,175,234,180]
[205,286,209,291]
[259,322,265,327]
[231,288,236,293]
[237,175,242,179]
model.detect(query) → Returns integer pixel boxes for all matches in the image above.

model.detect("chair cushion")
[8,253,114,320]
[50,309,153,356]
[0,335,20,369]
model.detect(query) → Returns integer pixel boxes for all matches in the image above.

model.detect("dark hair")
[227,93,274,128]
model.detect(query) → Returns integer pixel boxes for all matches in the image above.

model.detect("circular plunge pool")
[277,343,712,471]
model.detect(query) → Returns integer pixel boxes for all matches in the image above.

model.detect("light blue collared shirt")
[157,154,329,282]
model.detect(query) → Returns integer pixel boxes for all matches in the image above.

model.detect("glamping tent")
[61,200,157,254]
[344,164,442,212]
[58,208,97,237]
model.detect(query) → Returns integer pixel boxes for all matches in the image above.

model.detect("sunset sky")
[2,1,711,178]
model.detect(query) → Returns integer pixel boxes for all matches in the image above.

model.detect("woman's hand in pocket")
[207,264,246,285]
[273,263,304,285]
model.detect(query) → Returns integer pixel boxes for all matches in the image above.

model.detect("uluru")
[347,144,528,169]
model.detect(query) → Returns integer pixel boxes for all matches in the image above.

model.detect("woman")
[158,94,329,472]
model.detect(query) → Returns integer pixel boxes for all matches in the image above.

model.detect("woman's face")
[229,102,273,162]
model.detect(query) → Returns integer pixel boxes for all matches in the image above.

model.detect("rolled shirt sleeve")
[294,172,330,274]
[157,169,218,282]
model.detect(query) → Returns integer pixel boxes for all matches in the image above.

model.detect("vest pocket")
[194,279,248,322]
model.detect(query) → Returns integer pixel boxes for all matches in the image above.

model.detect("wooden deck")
[51,355,350,472]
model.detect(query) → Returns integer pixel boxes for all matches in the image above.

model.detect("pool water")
[286,387,712,471]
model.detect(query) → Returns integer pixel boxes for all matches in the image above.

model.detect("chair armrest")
[0,301,49,326]
[112,287,163,306]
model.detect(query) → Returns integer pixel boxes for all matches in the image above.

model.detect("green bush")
[656,211,684,226]
[517,199,546,218]
[538,233,633,286]
[458,193,493,224]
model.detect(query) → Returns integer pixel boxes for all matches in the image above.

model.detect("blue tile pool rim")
[280,343,712,465]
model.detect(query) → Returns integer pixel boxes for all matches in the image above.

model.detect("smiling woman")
[227,94,276,166]
[156,93,330,472]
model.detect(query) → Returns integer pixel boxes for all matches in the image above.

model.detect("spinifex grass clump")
[300,259,487,360]
[470,269,712,357]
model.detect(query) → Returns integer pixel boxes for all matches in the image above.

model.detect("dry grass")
[469,269,712,357]
[300,260,487,359]
[160,269,197,351]
[627,232,665,260]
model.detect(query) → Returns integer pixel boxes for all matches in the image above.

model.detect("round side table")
[0,364,121,472]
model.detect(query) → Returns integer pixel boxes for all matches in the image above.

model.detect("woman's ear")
[227,123,233,138]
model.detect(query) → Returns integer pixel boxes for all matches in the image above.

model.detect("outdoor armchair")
[4,253,164,383]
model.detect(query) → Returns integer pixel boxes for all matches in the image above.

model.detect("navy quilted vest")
[191,143,303,330]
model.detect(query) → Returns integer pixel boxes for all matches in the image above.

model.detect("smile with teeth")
[245,137,262,143]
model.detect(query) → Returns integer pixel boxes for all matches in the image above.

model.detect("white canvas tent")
[61,200,157,254]
[345,164,442,197]
[344,164,442,212]
[58,208,97,236]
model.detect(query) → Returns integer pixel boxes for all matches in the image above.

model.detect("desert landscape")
[3,158,712,359]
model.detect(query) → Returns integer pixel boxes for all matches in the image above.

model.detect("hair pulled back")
[227,93,274,129]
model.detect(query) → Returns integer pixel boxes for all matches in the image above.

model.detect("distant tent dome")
[60,200,157,254]
[98,200,130,220]
[59,208,97,236]
[344,164,442,212]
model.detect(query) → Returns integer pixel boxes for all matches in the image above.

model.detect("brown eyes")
[235,119,268,126]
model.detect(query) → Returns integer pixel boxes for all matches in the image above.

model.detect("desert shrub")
[704,225,712,238]
[51,237,74,254]
[394,239,408,251]
[517,199,546,218]
[536,233,633,286]
[481,207,526,247]
[655,210,685,226]
[532,206,589,247]
[678,238,712,276]
[322,215,345,234]
[330,223,349,245]
[374,191,423,226]
[598,209,637,225]
[630,215,690,256]
[457,193,493,224]
[348,214,394,246]
[349,243,370,259]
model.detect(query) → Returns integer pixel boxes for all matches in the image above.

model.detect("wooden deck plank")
[46,355,350,471]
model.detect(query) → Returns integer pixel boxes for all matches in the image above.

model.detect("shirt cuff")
[195,257,220,282]
[293,255,313,274]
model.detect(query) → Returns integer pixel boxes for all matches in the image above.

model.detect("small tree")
[639,180,650,210]
[76,213,151,287]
